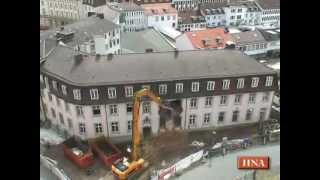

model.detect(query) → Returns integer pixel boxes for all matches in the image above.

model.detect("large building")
[178,10,207,32]
[256,0,280,27]
[40,16,121,56]
[142,3,178,29]
[40,47,278,141]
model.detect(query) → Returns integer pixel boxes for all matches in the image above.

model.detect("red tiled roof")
[142,3,177,16]
[185,28,232,49]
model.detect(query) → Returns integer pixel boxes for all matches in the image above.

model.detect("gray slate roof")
[41,47,275,86]
[256,0,280,9]
[231,30,266,45]
[121,28,175,54]
[40,16,119,46]
[257,28,280,42]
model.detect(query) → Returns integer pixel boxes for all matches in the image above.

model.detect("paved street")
[40,163,59,180]
[173,143,280,180]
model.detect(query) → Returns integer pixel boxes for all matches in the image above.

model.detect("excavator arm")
[132,88,162,161]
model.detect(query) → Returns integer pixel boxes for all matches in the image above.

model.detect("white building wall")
[94,28,121,55]
[147,14,178,29]
[42,85,275,140]
[205,14,226,27]
[40,0,49,16]
[123,11,146,32]
[224,6,247,26]
[172,0,198,11]
[261,9,280,27]
[47,0,82,20]
[179,22,206,32]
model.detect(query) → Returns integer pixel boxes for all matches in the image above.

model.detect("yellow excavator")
[111,88,171,180]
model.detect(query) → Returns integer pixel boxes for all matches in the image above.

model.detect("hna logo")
[238,156,269,169]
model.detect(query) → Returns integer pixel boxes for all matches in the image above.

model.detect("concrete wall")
[147,14,178,29]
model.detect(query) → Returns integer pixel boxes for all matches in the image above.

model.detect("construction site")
[41,88,273,180]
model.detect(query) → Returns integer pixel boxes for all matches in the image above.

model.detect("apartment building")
[142,3,178,29]
[40,15,121,55]
[40,48,278,141]
[178,10,206,32]
[256,0,280,27]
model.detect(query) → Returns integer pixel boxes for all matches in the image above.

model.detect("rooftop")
[109,2,144,11]
[231,29,266,44]
[256,0,280,9]
[41,48,275,85]
[40,16,119,47]
[199,3,227,15]
[185,28,232,49]
[257,28,280,41]
[120,28,175,54]
[156,26,182,40]
[82,0,106,7]
[142,3,177,16]
[178,10,205,24]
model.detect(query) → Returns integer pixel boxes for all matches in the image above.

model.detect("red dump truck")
[89,137,123,168]
[62,137,94,169]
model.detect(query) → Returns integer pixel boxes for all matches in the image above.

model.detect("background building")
[178,10,206,32]
[142,3,178,29]
[40,49,278,141]
[256,0,280,27]
[171,0,199,11]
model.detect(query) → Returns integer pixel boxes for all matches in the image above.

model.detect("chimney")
[74,54,83,62]
[97,13,104,19]
[145,48,153,53]
[174,49,179,58]
[107,53,114,60]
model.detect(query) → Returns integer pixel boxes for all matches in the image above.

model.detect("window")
[51,108,56,118]
[176,83,183,93]
[59,113,64,124]
[231,9,235,13]
[76,106,84,117]
[259,108,267,121]
[92,105,101,116]
[231,16,235,20]
[67,118,72,129]
[238,9,242,13]
[61,85,67,95]
[262,92,270,102]
[56,98,61,107]
[205,97,213,107]
[143,102,151,113]
[190,98,197,108]
[237,78,244,89]
[159,84,167,95]
[265,76,273,86]
[246,109,253,120]
[44,77,49,88]
[251,77,259,88]
[128,121,132,132]
[234,94,242,104]
[52,80,57,90]
[95,123,103,134]
[65,102,70,112]
[220,95,228,105]
[161,16,164,21]
[204,113,211,124]
[79,123,86,134]
[191,82,199,92]
[189,114,196,126]
[232,110,239,122]
[237,15,241,19]
[48,93,53,102]
[90,89,99,100]
[110,104,118,115]
[108,88,117,99]
[40,75,44,83]
[222,79,230,90]
[167,15,170,20]
[111,122,119,133]
[248,93,256,104]
[125,86,133,97]
[218,112,225,122]
[207,81,215,91]
[127,103,133,113]
[73,89,81,100]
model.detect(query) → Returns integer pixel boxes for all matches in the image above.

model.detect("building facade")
[142,3,178,29]
[40,0,49,16]
[256,0,280,27]
[178,10,206,32]
[47,0,82,20]
[171,0,199,11]
[40,49,278,141]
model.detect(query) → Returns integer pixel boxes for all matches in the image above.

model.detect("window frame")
[108,87,117,99]
[159,84,167,95]
[234,94,242,104]
[251,77,259,88]
[207,81,215,91]
[73,89,81,100]
[111,122,119,133]
[95,123,103,134]
[218,112,225,123]
[222,79,230,90]
[79,123,86,135]
[90,89,99,100]
[191,82,200,92]
[125,86,134,97]
[237,78,244,89]
[61,85,67,95]
[265,76,273,86]
[205,96,213,107]
[176,83,184,93]
[190,98,198,108]
[220,95,228,105]
[92,105,101,116]
[110,104,118,115]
